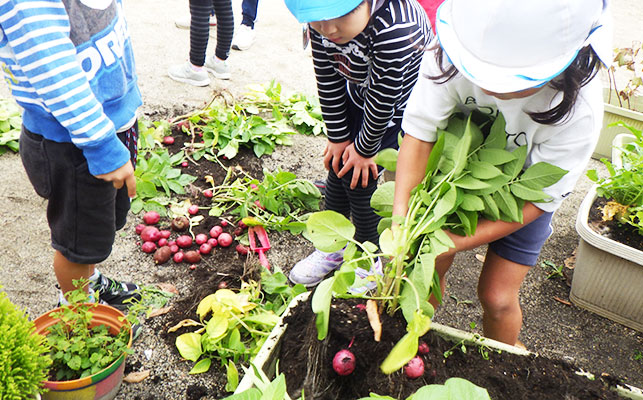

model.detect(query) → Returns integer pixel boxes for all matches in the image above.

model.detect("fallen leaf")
[564,251,576,270]
[475,254,485,263]
[553,296,572,306]
[148,306,172,318]
[168,319,202,333]
[366,300,382,342]
[157,283,179,295]
[124,370,150,383]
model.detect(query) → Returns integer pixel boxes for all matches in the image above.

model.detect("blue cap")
[284,0,364,23]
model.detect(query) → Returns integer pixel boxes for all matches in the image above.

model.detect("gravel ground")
[1,1,642,399]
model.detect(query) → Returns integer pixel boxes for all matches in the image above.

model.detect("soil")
[587,197,643,252]
[279,297,622,400]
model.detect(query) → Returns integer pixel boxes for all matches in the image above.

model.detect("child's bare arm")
[393,135,434,217]
[95,160,136,198]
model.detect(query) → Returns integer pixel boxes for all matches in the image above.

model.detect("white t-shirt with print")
[401,53,604,212]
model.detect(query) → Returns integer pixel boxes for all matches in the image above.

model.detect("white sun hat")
[435,0,613,93]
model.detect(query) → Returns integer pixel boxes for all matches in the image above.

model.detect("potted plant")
[571,123,643,332]
[595,41,643,159]
[0,287,52,399]
[32,282,135,400]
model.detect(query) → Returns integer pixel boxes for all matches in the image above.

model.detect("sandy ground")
[1,0,643,398]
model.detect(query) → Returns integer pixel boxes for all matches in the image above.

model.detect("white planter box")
[570,185,643,332]
[236,292,643,399]
[594,90,643,160]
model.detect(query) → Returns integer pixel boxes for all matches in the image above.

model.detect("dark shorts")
[488,211,554,266]
[19,123,138,265]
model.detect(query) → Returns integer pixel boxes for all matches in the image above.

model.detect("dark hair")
[427,45,603,125]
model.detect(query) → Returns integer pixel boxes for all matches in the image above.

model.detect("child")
[284,0,432,286]
[168,0,234,86]
[0,0,143,309]
[394,0,611,345]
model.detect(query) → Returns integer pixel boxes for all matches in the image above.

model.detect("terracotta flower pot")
[33,303,133,400]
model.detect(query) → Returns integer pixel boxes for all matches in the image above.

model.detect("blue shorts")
[488,211,553,266]
[19,123,138,265]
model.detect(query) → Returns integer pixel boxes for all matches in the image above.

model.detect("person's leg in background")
[207,0,234,79]
[232,0,258,51]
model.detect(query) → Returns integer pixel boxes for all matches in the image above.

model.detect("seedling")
[450,294,473,306]
[541,260,565,279]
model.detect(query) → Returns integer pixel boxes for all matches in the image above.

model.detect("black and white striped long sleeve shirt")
[310,0,431,158]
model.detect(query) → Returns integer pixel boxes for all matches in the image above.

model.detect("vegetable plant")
[587,122,643,234]
[173,268,307,375]
[0,98,21,155]
[357,377,491,400]
[305,112,568,373]
[45,281,134,381]
[0,287,51,398]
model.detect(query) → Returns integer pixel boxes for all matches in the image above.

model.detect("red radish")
[143,211,160,225]
[203,189,213,198]
[173,252,184,263]
[160,230,171,239]
[188,205,199,215]
[332,349,356,376]
[236,244,249,255]
[199,243,212,255]
[220,220,228,227]
[189,264,197,270]
[153,246,172,264]
[168,240,176,247]
[233,227,243,237]
[170,244,179,253]
[176,235,193,248]
[141,241,157,253]
[181,161,188,167]
[171,216,189,231]
[209,225,223,238]
[254,200,265,210]
[250,184,258,189]
[184,250,201,264]
[158,238,168,247]
[207,238,218,247]
[218,233,233,247]
[140,226,161,243]
[135,224,146,235]
[177,120,189,131]
[418,342,430,355]
[162,136,175,145]
[195,233,208,245]
[404,356,424,379]
[238,220,247,229]
[218,281,228,289]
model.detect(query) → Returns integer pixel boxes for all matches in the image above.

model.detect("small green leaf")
[371,182,395,217]
[459,193,485,211]
[306,211,355,252]
[468,161,503,180]
[454,175,491,190]
[311,277,335,340]
[380,332,419,374]
[433,183,458,220]
[518,162,568,189]
[374,148,398,171]
[510,183,551,202]
[478,148,516,165]
[503,146,528,179]
[189,358,211,374]
[493,186,521,222]
[225,360,239,391]
[176,333,203,362]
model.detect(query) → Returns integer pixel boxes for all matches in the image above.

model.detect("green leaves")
[0,98,21,155]
[306,211,355,252]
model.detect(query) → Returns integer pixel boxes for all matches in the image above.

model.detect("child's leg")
[189,0,214,66]
[53,251,93,294]
[477,249,530,345]
[429,252,455,309]
[211,0,234,60]
[324,167,351,220]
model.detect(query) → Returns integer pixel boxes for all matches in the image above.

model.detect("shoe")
[232,24,256,51]
[204,56,231,80]
[91,273,141,311]
[168,62,211,86]
[289,249,344,287]
[313,179,326,196]
[350,257,383,294]
[175,14,216,29]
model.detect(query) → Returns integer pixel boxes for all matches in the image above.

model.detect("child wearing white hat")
[395,0,612,346]
[285,0,432,288]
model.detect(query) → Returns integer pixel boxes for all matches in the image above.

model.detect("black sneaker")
[91,274,141,311]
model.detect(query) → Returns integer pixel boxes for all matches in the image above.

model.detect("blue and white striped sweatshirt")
[0,0,142,175]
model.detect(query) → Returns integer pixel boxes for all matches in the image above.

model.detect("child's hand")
[338,143,379,189]
[323,140,351,174]
[95,160,137,198]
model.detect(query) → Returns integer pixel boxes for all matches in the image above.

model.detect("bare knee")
[478,285,518,317]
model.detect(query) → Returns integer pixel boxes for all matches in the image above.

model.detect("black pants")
[189,0,233,65]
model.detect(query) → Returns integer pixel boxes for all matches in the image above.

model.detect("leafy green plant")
[0,98,21,154]
[357,377,490,400]
[173,269,307,375]
[541,260,565,279]
[131,120,197,215]
[588,122,643,234]
[606,41,642,111]
[222,361,299,400]
[46,281,134,381]
[0,287,51,398]
[305,113,567,374]
[207,166,321,233]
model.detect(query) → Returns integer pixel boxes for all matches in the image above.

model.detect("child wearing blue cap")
[285,0,432,287]
[395,0,612,346]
